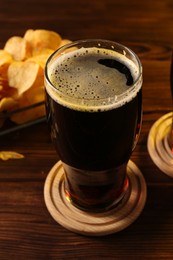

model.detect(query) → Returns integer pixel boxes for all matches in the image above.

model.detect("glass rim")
[44,39,143,111]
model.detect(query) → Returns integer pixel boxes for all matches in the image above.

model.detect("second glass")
[44,39,143,212]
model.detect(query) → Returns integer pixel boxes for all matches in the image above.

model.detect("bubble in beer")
[47,47,141,112]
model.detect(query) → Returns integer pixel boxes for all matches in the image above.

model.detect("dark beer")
[45,40,142,211]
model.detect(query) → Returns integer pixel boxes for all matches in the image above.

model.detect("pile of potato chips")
[0,29,71,125]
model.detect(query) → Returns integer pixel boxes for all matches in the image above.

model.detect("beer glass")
[44,39,143,212]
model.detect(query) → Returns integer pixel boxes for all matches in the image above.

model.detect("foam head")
[45,43,142,112]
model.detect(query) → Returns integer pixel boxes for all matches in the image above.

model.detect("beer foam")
[45,46,142,111]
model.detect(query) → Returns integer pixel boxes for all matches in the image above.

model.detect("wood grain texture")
[1,0,173,259]
[148,112,173,176]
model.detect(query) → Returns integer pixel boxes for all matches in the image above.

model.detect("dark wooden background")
[1,0,173,259]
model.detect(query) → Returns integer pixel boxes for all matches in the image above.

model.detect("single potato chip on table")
[0,151,24,160]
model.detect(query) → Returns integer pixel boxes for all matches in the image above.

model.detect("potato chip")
[4,36,32,61]
[11,106,45,124]
[10,98,45,124]
[0,151,24,160]
[27,52,53,69]
[0,50,13,78]
[24,29,62,52]
[0,77,17,100]
[0,29,72,127]
[0,97,17,111]
[10,85,45,124]
[0,77,8,91]
[32,48,54,57]
[8,60,42,95]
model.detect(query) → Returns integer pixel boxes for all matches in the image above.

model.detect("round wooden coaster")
[44,160,147,236]
[147,112,173,177]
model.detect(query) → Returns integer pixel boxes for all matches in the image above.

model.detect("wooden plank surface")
[1,0,173,259]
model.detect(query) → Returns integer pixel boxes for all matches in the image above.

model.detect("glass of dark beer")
[44,39,143,212]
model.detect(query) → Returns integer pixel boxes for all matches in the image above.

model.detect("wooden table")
[1,0,173,259]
